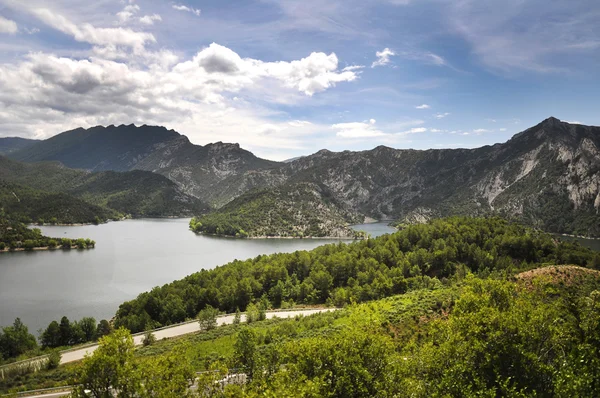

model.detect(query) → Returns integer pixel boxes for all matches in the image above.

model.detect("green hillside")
[190,183,364,238]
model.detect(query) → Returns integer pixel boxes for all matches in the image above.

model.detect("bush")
[46,350,61,369]
[142,330,156,347]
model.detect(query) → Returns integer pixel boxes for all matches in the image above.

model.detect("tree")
[71,328,138,398]
[198,305,219,331]
[233,308,241,325]
[72,328,195,398]
[59,316,73,346]
[142,330,156,347]
[41,321,61,348]
[246,303,260,324]
[79,317,97,342]
[0,318,37,359]
[96,319,112,338]
[233,328,257,378]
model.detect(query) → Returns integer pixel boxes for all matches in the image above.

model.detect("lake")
[0,219,395,332]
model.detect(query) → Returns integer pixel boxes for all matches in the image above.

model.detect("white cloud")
[369,118,376,124]
[288,120,312,127]
[31,8,155,53]
[434,112,450,119]
[371,47,395,68]
[139,14,162,25]
[430,128,446,133]
[473,128,489,134]
[117,4,140,23]
[563,120,582,124]
[416,104,430,109]
[172,4,201,16]
[24,27,40,34]
[0,15,18,34]
[333,121,387,138]
[499,128,507,131]
[401,127,427,134]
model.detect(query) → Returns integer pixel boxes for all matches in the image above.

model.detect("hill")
[0,137,39,155]
[0,156,209,221]
[189,183,364,238]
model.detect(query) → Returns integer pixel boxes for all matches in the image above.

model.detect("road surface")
[60,308,334,365]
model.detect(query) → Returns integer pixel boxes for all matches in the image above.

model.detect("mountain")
[201,117,600,236]
[0,137,39,155]
[0,156,209,220]
[189,183,365,238]
[9,118,600,236]
[9,124,281,205]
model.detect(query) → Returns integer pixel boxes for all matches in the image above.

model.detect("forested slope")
[114,217,600,332]
[189,183,364,238]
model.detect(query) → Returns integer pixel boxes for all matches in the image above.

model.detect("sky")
[0,0,599,160]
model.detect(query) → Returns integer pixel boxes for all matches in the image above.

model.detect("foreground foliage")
[68,268,600,397]
[115,217,599,333]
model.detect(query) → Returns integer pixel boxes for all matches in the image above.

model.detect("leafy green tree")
[79,317,97,342]
[233,328,257,379]
[71,328,139,398]
[96,319,112,338]
[245,303,260,324]
[198,305,219,331]
[233,308,241,325]
[41,320,61,348]
[0,318,37,359]
[59,316,72,346]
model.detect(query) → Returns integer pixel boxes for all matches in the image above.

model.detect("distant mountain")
[200,118,600,237]
[9,118,600,236]
[9,124,281,205]
[0,156,209,220]
[189,183,364,238]
[0,137,39,155]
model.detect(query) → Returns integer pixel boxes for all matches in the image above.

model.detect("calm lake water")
[0,220,394,332]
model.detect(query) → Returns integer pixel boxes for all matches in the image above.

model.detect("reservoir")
[0,219,394,332]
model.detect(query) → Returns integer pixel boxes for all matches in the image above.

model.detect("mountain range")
[5,117,600,236]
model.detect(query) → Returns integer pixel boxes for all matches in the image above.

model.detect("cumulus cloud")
[0,15,18,34]
[434,112,450,119]
[139,14,162,25]
[371,48,395,68]
[172,4,201,16]
[473,128,489,134]
[0,37,358,157]
[415,104,430,109]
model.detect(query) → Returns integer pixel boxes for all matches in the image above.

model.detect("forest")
[114,217,600,333]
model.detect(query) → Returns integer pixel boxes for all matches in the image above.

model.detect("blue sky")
[0,0,599,160]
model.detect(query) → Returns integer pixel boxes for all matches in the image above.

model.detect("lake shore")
[0,245,94,254]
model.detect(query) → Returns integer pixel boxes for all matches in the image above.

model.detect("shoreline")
[556,233,600,241]
[193,231,362,240]
[0,245,94,254]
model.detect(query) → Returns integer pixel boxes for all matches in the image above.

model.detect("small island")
[190,183,366,239]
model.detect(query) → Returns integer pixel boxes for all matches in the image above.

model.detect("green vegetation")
[40,316,99,349]
[0,319,36,361]
[0,213,95,252]
[0,155,208,222]
[190,183,364,238]
[115,217,599,333]
[15,266,600,397]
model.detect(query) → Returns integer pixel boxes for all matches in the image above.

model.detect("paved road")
[60,308,334,365]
